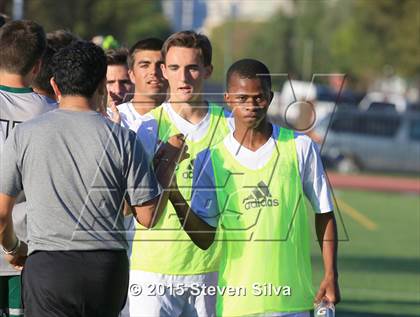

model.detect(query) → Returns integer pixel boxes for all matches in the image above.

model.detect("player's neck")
[233,121,272,152]
[59,95,94,112]
[131,92,164,116]
[169,98,209,124]
[0,71,31,88]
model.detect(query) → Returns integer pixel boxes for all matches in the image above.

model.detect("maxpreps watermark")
[129,283,291,297]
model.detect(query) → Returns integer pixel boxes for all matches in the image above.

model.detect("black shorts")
[22,250,129,317]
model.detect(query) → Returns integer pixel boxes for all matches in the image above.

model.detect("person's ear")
[50,77,61,101]
[224,91,234,111]
[128,69,136,85]
[161,63,168,80]
[204,64,213,79]
[268,91,274,104]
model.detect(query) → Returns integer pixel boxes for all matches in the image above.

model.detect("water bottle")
[314,299,335,317]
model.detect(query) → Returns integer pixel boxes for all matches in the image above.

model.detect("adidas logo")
[242,181,279,210]
[182,159,195,179]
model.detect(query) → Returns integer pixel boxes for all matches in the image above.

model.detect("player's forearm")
[0,194,17,250]
[0,218,17,251]
[133,192,169,228]
[315,212,338,278]
[130,159,175,228]
[169,189,216,250]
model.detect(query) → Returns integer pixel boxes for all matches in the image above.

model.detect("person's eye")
[237,96,247,103]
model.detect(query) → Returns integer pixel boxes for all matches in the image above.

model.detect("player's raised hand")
[109,102,121,124]
[154,134,189,188]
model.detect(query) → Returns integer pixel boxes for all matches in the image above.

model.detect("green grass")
[307,190,420,316]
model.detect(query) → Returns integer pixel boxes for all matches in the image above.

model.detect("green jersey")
[130,102,232,274]
[191,126,315,316]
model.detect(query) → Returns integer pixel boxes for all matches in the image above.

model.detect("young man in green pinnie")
[125,31,233,317]
[169,59,340,317]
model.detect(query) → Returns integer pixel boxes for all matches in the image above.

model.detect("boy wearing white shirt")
[169,59,341,317]
[116,38,167,133]
[123,31,232,317]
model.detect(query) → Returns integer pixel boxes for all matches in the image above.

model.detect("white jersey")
[0,85,56,276]
[116,102,158,160]
[116,102,147,132]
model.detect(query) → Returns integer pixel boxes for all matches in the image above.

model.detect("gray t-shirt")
[1,86,56,275]
[0,109,160,255]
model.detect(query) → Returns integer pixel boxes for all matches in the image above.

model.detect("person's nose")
[179,68,188,83]
[151,63,159,76]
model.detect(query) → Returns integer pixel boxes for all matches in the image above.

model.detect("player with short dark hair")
[32,30,78,102]
[113,37,167,138]
[0,19,55,317]
[105,48,134,110]
[124,31,233,317]
[46,29,79,51]
[32,45,56,101]
[0,40,180,317]
[226,58,272,91]
[170,58,340,317]
[52,42,108,97]
[0,20,46,76]
[127,38,164,70]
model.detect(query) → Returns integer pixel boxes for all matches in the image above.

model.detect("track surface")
[327,172,420,194]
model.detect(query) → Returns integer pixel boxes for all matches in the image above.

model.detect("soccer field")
[308,189,420,317]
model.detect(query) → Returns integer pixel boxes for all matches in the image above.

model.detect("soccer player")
[124,31,232,317]
[116,38,168,133]
[106,48,134,109]
[169,59,340,316]
[0,19,55,317]
[32,30,78,103]
[0,40,180,317]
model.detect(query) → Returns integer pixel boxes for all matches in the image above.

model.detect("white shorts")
[244,312,310,317]
[120,270,218,317]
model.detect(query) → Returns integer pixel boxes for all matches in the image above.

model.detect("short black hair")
[52,41,107,98]
[128,38,163,69]
[0,20,46,75]
[226,59,272,92]
[106,48,129,66]
[46,29,78,51]
[33,31,79,95]
[32,45,56,95]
